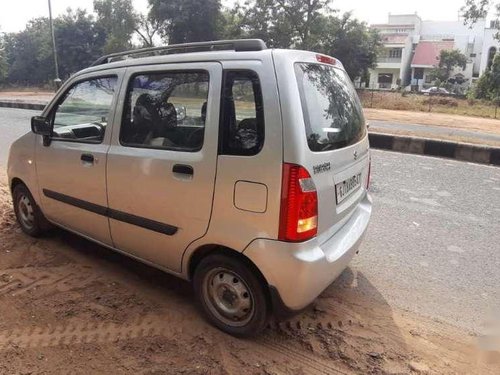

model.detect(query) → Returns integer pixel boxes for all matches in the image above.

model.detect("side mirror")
[31,116,52,136]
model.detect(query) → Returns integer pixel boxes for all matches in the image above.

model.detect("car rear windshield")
[294,63,366,152]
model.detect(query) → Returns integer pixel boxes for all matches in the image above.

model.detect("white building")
[368,14,500,91]
[479,26,500,74]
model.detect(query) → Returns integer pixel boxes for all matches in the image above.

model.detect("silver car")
[7,39,372,337]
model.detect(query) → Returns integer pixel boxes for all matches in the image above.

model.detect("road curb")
[0,101,46,111]
[369,132,500,166]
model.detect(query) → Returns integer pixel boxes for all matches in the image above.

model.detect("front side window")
[220,70,264,156]
[120,71,209,151]
[295,63,366,152]
[52,77,117,143]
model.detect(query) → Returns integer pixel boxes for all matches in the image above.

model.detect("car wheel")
[12,184,50,237]
[193,253,269,337]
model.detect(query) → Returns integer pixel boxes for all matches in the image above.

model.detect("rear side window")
[220,70,264,156]
[295,63,366,152]
[120,71,209,151]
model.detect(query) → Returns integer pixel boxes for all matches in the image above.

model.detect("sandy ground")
[364,109,500,136]
[0,174,498,374]
[0,91,54,104]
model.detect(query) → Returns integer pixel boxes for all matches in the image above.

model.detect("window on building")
[414,68,424,80]
[389,49,402,59]
[378,73,393,89]
[487,47,497,70]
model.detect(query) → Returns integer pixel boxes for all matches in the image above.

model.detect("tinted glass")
[220,70,264,156]
[120,71,209,151]
[295,63,366,152]
[52,77,117,143]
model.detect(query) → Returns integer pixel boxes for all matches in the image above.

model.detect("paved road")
[1,107,499,333]
[369,119,500,145]
[353,149,500,333]
[0,108,37,167]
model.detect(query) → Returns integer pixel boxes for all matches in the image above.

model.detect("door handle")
[81,153,95,164]
[172,164,193,175]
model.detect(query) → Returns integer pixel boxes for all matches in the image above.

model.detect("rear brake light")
[279,164,318,242]
[316,54,336,65]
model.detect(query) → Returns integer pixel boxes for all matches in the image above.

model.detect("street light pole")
[47,0,61,88]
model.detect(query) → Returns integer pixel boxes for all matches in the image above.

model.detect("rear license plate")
[335,173,362,204]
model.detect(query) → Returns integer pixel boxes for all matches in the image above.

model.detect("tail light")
[279,163,318,242]
[316,54,336,65]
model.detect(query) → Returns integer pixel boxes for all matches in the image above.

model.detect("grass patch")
[358,90,500,119]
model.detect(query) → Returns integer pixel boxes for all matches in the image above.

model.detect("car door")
[35,72,123,245]
[106,63,222,272]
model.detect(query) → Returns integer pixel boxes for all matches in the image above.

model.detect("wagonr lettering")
[7,39,372,337]
[313,162,331,174]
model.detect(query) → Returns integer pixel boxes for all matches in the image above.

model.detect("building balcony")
[376,57,403,69]
[378,57,403,63]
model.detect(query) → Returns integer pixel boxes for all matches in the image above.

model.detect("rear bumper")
[244,193,372,313]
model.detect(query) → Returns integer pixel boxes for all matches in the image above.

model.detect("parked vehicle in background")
[7,39,372,337]
[421,87,453,95]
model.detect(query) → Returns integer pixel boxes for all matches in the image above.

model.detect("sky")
[0,0,490,33]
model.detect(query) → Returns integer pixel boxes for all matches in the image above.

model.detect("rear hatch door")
[278,54,370,243]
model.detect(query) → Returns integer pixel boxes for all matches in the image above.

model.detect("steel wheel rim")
[202,267,254,327]
[17,194,35,230]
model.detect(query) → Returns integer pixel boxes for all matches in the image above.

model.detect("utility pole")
[48,0,61,89]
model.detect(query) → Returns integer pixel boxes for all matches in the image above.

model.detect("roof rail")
[90,39,267,67]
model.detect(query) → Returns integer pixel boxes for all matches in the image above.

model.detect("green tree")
[428,49,468,85]
[0,29,7,82]
[320,13,381,80]
[217,5,247,41]
[462,0,500,39]
[54,9,107,78]
[234,0,294,47]
[134,14,161,47]
[439,49,468,76]
[274,0,332,49]
[227,1,380,79]
[94,0,137,53]
[236,0,329,49]
[4,18,53,84]
[474,69,491,98]
[149,0,221,44]
[4,9,106,84]
[473,52,500,99]
[491,53,500,99]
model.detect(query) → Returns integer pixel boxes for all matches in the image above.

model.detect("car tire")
[12,184,51,237]
[193,253,269,337]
